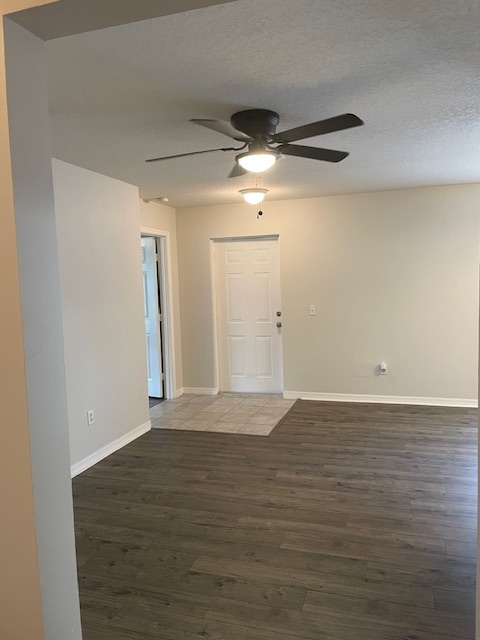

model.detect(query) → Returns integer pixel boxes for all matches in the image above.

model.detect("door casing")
[141,227,176,399]
[141,236,163,398]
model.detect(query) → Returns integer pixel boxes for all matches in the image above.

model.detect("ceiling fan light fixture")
[240,188,268,205]
[237,151,278,173]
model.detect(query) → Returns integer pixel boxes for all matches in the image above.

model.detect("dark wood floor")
[73,400,478,640]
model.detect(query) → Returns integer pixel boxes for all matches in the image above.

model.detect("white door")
[214,238,283,393]
[141,236,163,398]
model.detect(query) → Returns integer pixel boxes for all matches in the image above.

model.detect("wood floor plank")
[73,506,104,524]
[78,595,123,627]
[303,590,475,638]
[81,625,157,640]
[80,573,212,616]
[277,467,449,495]
[79,566,307,611]
[236,515,447,554]
[206,596,463,640]
[281,532,472,571]
[73,399,477,640]
[75,495,312,527]
[95,510,287,548]
[82,620,158,640]
[445,539,477,558]
[434,587,476,614]
[348,513,477,540]
[74,494,240,527]
[108,607,305,640]
[79,547,198,581]
[191,555,435,608]
[366,560,476,590]
[149,534,367,577]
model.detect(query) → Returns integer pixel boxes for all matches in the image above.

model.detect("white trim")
[283,390,478,408]
[158,234,175,399]
[140,227,176,399]
[212,234,279,243]
[183,387,219,396]
[141,226,170,236]
[71,421,151,477]
[209,239,220,393]
[174,387,185,398]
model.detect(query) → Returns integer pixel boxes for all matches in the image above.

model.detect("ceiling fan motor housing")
[231,109,280,140]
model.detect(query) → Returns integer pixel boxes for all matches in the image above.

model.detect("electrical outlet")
[379,362,388,375]
[309,305,316,316]
[87,409,94,426]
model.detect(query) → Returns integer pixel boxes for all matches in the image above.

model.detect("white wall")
[140,200,183,395]
[177,184,480,403]
[53,159,150,470]
[4,20,82,640]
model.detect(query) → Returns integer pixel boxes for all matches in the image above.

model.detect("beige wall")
[53,159,150,469]
[140,200,183,394]
[2,5,81,639]
[0,18,44,640]
[177,184,480,402]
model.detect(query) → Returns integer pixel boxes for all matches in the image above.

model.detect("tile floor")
[149,393,296,436]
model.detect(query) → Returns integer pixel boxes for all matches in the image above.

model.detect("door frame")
[141,227,176,399]
[210,234,283,394]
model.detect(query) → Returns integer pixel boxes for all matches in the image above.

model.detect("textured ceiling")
[45,0,480,207]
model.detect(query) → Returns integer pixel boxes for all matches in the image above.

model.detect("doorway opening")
[212,235,284,394]
[140,228,176,401]
[142,235,164,401]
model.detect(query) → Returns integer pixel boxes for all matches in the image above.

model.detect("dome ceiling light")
[240,188,268,205]
[236,142,278,173]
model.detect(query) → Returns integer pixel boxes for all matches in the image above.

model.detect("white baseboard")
[283,390,478,408]
[71,420,152,477]
[174,388,185,398]
[182,387,219,396]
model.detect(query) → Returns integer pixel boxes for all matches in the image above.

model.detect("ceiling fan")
[146,109,364,177]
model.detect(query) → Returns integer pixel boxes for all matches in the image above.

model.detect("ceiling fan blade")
[228,162,249,178]
[280,144,349,163]
[275,113,363,143]
[190,119,251,142]
[146,147,236,163]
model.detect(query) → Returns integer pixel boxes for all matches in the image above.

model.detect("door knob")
[276,322,282,328]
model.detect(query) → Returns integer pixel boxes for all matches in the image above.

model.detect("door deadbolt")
[276,311,282,317]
